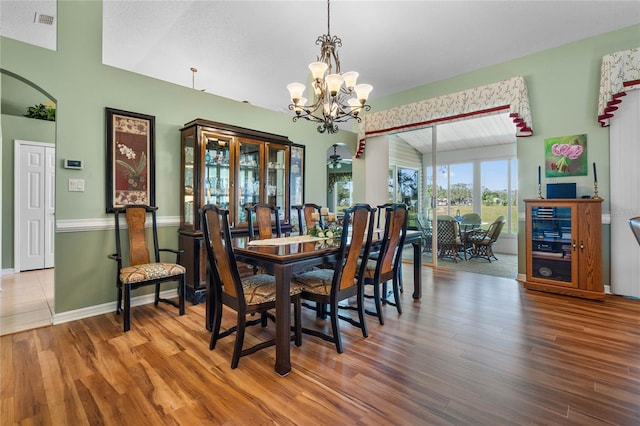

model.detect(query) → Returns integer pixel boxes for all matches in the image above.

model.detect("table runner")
[247,235,327,246]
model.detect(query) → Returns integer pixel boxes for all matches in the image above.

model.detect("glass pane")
[335,180,353,214]
[449,163,473,219]
[238,141,260,223]
[509,158,518,234]
[531,205,572,282]
[290,146,303,206]
[204,135,231,210]
[388,167,394,203]
[481,160,508,226]
[267,145,287,220]
[435,164,449,216]
[397,167,419,227]
[183,135,194,226]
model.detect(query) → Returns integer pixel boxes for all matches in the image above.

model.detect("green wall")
[1,0,356,313]
[369,24,640,281]
[1,0,637,314]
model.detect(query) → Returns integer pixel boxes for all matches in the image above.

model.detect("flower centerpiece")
[309,223,343,239]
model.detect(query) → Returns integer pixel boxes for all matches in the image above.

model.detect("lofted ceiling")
[2,1,639,156]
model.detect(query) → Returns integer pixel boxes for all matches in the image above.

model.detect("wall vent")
[34,13,55,25]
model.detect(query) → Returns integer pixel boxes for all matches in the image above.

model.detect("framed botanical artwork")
[105,107,156,212]
[544,134,587,178]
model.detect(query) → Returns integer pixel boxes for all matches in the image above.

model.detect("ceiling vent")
[34,13,55,25]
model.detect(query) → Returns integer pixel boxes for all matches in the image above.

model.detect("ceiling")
[2,0,639,155]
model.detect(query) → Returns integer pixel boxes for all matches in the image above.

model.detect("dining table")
[215,230,423,376]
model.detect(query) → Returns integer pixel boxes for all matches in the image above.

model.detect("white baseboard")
[2,269,16,275]
[53,289,179,325]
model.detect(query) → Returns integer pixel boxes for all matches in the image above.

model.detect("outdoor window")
[388,166,420,227]
[430,157,517,234]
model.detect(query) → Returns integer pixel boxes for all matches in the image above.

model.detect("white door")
[14,141,55,271]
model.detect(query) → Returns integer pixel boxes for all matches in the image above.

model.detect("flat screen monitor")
[547,183,576,199]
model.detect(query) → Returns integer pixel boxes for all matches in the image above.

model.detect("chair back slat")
[203,205,240,300]
[336,204,376,292]
[125,206,150,266]
[246,203,282,239]
[255,206,275,239]
[379,205,408,275]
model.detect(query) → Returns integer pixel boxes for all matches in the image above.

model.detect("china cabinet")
[179,119,296,303]
[524,198,604,300]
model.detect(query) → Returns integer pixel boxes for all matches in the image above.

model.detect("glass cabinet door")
[203,133,232,211]
[266,143,289,222]
[289,144,304,220]
[236,138,262,225]
[529,204,576,286]
[182,129,196,228]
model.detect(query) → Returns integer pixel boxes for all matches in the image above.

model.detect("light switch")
[68,178,85,192]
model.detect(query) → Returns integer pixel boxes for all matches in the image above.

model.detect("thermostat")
[63,159,83,170]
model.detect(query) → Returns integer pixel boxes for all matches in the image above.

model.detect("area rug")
[402,247,518,280]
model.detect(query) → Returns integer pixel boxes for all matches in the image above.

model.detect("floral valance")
[355,76,534,158]
[597,47,640,127]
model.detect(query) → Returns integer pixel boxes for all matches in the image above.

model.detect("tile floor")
[0,269,54,336]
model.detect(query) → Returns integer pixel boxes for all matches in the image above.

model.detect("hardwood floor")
[1,265,639,425]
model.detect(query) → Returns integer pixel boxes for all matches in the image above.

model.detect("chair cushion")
[291,268,335,296]
[242,274,302,305]
[356,258,378,279]
[120,262,186,284]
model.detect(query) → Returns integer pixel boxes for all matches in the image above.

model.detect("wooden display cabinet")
[178,119,294,303]
[524,198,604,300]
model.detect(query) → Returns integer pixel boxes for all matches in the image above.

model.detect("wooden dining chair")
[245,203,282,239]
[375,203,395,229]
[291,203,376,353]
[361,204,408,325]
[292,203,323,234]
[201,204,302,369]
[108,205,186,332]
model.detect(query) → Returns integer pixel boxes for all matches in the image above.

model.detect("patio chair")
[466,215,506,262]
[416,214,432,253]
[437,215,464,262]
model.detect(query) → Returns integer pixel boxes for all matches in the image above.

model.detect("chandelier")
[287,0,372,134]
[328,144,342,169]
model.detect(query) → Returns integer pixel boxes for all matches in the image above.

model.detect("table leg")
[273,263,292,376]
[412,240,422,299]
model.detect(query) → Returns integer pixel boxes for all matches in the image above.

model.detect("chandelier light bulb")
[309,62,328,80]
[354,84,373,103]
[325,74,344,96]
[287,83,306,103]
[342,71,359,90]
